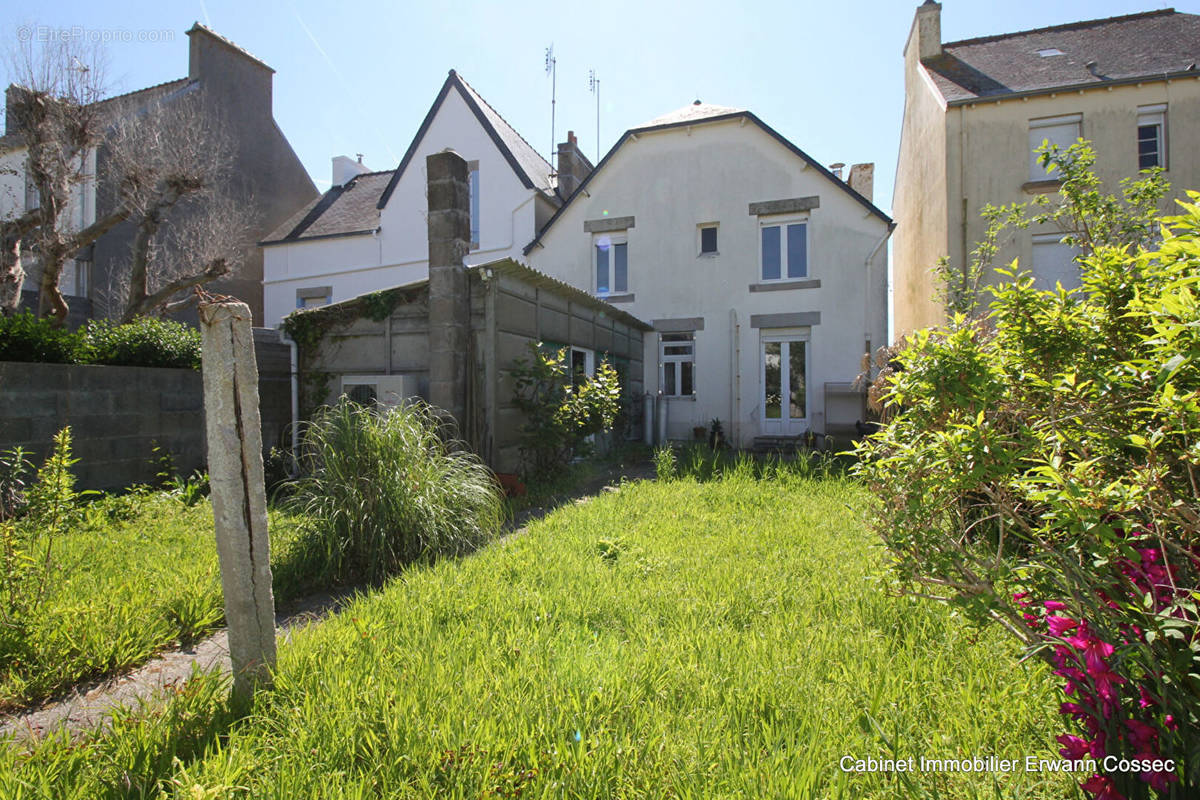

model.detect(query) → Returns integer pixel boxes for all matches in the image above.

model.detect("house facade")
[2,24,317,326]
[893,3,1200,335]
[525,103,891,448]
[261,70,592,327]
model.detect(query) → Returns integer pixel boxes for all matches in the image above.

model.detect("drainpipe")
[278,328,300,477]
[864,222,896,370]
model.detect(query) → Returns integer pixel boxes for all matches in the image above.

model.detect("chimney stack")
[426,149,471,427]
[829,162,846,181]
[332,155,370,188]
[556,131,591,199]
[909,1,943,62]
[847,163,875,203]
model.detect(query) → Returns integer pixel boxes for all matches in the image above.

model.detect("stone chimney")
[556,131,591,199]
[332,155,370,188]
[847,163,875,203]
[426,149,471,427]
[908,1,942,63]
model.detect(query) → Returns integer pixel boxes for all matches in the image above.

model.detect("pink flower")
[1080,774,1124,800]
[1057,733,1091,760]
[1044,600,1067,611]
[1046,615,1078,637]
[1124,720,1158,750]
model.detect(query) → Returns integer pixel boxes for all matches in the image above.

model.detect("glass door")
[761,337,807,435]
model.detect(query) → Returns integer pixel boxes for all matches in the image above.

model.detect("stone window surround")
[296,285,332,308]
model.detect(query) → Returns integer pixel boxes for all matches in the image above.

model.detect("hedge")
[0,314,201,370]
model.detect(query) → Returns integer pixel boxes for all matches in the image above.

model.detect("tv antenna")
[545,44,557,168]
[589,69,600,162]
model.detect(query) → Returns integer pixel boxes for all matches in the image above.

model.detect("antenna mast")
[545,45,557,168]
[589,69,600,163]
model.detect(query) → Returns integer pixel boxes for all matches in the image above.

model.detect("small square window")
[700,225,718,255]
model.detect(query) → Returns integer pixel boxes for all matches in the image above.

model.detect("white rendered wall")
[528,118,889,447]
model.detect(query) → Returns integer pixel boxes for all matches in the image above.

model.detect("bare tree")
[0,34,132,322]
[104,94,256,322]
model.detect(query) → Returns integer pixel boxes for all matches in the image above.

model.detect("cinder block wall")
[0,329,294,492]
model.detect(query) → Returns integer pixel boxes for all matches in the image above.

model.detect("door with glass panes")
[760,334,808,435]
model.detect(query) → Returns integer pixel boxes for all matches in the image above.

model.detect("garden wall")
[0,328,293,491]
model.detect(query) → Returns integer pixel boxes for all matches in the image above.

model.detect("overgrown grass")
[286,400,504,584]
[1,468,1071,798]
[0,493,314,710]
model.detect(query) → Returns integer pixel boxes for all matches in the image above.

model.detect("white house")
[525,102,893,448]
[261,70,591,327]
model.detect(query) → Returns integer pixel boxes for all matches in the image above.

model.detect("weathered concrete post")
[198,298,276,704]
[426,149,471,427]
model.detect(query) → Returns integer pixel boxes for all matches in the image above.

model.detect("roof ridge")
[452,71,553,174]
[346,168,397,180]
[92,77,190,106]
[943,8,1179,49]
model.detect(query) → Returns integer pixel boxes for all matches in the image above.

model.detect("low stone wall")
[0,328,293,492]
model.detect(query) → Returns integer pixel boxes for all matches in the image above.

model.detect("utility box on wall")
[340,374,423,407]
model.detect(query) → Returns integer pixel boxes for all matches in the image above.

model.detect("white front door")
[761,336,808,435]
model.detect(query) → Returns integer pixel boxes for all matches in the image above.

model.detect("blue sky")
[5,0,1195,214]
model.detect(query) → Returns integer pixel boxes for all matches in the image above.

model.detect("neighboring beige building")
[892,3,1200,335]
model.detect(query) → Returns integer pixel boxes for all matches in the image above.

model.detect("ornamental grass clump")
[855,145,1198,799]
[287,398,504,583]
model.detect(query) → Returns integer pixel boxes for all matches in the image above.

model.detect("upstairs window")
[760,219,807,280]
[595,233,628,295]
[468,161,480,249]
[660,332,695,397]
[1137,104,1167,170]
[1029,113,1082,180]
[699,224,718,255]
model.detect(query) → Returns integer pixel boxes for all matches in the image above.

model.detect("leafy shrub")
[0,313,82,363]
[510,343,623,479]
[855,149,1198,797]
[0,313,201,369]
[653,445,677,481]
[286,399,504,583]
[81,317,200,369]
[0,447,32,522]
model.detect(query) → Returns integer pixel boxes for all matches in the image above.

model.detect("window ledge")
[749,278,821,292]
[698,251,719,258]
[598,293,635,304]
[663,395,697,401]
[1022,179,1062,194]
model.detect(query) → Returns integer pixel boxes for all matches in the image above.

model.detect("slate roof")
[375,70,557,210]
[635,102,744,129]
[261,170,394,244]
[924,9,1200,104]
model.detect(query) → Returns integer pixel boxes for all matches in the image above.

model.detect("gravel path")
[0,457,655,745]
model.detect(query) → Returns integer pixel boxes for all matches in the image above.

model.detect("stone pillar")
[199,298,276,705]
[426,149,471,427]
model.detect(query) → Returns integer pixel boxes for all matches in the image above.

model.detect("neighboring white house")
[525,102,893,447]
[261,69,591,327]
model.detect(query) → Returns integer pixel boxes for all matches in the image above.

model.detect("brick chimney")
[907,1,942,63]
[556,131,591,199]
[847,163,875,203]
[426,149,471,427]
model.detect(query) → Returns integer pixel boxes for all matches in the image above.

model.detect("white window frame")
[659,332,696,398]
[760,328,811,432]
[593,231,629,296]
[698,223,719,257]
[1029,113,1082,180]
[468,160,480,250]
[1137,104,1167,171]
[296,286,332,309]
[758,215,809,282]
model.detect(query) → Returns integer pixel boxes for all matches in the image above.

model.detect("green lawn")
[1,470,1074,798]
[0,493,315,710]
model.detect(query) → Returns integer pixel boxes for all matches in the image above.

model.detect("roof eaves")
[477,258,653,331]
[946,68,1200,106]
[259,227,378,247]
[450,76,537,192]
[376,73,456,210]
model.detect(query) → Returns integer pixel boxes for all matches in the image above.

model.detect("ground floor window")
[660,332,695,397]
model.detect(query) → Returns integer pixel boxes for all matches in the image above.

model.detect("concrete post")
[426,150,471,427]
[198,298,276,704]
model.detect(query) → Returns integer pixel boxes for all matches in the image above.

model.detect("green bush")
[855,149,1198,797]
[0,313,82,363]
[81,317,200,369]
[510,343,623,479]
[0,313,201,369]
[286,398,504,583]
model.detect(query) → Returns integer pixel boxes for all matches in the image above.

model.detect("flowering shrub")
[855,150,1198,798]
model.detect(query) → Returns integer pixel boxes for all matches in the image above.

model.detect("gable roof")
[376,70,557,210]
[261,169,394,245]
[524,105,891,255]
[923,9,1200,105]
